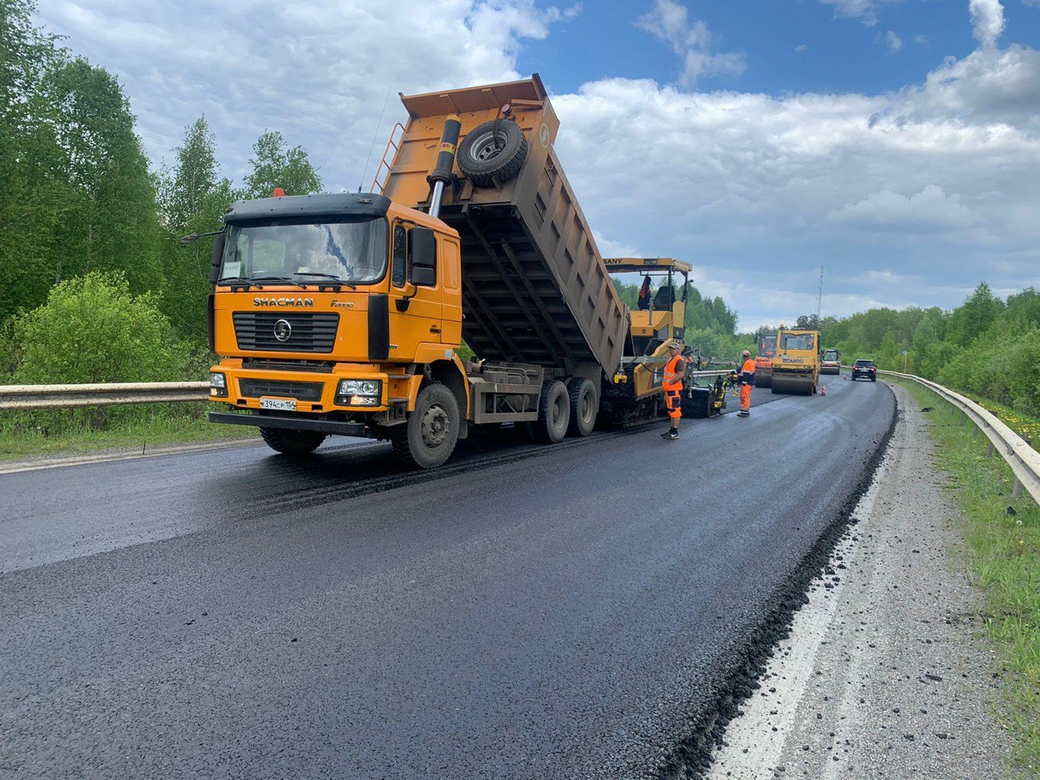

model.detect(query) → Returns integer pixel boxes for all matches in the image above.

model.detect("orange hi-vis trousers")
[740,384,752,412]
[665,388,682,419]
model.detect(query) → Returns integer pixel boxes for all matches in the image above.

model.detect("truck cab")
[207,193,470,462]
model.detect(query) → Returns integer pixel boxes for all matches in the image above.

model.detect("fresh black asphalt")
[0,376,893,777]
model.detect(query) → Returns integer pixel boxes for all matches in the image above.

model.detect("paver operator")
[660,339,686,440]
[737,349,755,417]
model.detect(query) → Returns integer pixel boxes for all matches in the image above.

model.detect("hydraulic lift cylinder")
[427,114,461,219]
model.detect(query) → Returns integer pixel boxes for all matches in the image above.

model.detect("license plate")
[259,397,297,411]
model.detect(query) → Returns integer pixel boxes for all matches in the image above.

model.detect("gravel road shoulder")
[708,382,1010,779]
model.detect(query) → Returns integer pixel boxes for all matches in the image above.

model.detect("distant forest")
[789,284,1040,416]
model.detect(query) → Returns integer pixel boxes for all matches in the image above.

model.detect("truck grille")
[242,358,334,373]
[233,312,339,353]
[238,379,323,401]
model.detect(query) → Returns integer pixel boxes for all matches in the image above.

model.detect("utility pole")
[816,265,824,327]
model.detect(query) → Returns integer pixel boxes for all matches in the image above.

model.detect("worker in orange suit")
[737,349,755,417]
[660,339,686,440]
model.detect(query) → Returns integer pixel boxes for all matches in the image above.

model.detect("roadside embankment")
[708,382,1017,779]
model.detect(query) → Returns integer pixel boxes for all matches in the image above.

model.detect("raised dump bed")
[379,75,630,380]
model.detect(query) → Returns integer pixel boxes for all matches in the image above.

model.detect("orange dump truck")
[204,76,707,468]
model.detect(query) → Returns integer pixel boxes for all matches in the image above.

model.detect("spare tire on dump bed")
[457,119,528,187]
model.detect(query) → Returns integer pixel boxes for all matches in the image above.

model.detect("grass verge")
[0,403,254,461]
[887,377,1040,777]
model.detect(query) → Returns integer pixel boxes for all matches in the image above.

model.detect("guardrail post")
[987,441,995,457]
[1012,479,1023,499]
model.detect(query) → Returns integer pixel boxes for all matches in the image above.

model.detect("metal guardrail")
[873,368,1040,504]
[0,369,737,412]
[0,382,209,409]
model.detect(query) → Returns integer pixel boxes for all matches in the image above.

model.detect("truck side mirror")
[208,231,227,283]
[409,227,436,285]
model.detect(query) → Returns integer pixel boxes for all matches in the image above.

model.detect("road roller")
[770,328,820,395]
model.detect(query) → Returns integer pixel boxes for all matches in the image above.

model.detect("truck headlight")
[336,379,382,406]
[210,372,227,397]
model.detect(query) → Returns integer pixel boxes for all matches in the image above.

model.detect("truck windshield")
[781,333,815,351]
[823,350,839,361]
[758,335,776,356]
[219,218,388,284]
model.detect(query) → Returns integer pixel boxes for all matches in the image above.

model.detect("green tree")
[1003,288,1040,329]
[243,130,321,198]
[160,116,218,230]
[795,313,820,330]
[40,57,162,294]
[157,117,237,341]
[948,282,1003,346]
[0,0,67,319]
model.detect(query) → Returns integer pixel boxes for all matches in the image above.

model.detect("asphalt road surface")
[1,375,893,778]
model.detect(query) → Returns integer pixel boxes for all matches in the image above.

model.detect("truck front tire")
[535,380,570,443]
[391,382,460,469]
[260,427,326,455]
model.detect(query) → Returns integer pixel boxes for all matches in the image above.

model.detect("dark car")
[851,359,877,382]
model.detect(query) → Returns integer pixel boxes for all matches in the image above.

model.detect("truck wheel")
[535,380,570,443]
[457,119,528,187]
[391,383,460,469]
[566,377,598,436]
[260,427,326,455]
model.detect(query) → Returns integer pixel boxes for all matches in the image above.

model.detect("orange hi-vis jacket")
[663,355,685,390]
[739,358,756,385]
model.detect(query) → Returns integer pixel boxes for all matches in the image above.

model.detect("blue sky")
[522,0,1039,96]
[36,0,1040,331]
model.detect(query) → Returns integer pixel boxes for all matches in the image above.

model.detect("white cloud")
[551,42,1040,325]
[817,0,899,27]
[914,34,929,46]
[636,0,746,87]
[903,45,1040,127]
[592,231,641,259]
[38,0,575,191]
[969,0,1005,48]
[828,185,976,231]
[884,30,903,52]
[795,43,809,53]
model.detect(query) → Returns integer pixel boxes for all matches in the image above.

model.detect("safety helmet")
[742,349,751,357]
[669,339,684,351]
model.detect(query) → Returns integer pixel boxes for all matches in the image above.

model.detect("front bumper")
[208,411,369,436]
[209,365,394,413]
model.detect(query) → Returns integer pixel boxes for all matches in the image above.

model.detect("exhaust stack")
[427,114,461,218]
